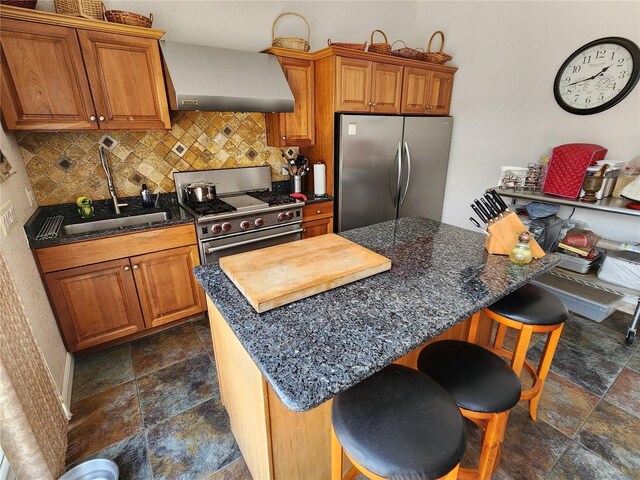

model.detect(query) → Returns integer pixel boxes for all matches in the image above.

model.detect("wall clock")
[553,37,640,115]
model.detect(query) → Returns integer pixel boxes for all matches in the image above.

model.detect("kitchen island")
[194,216,560,479]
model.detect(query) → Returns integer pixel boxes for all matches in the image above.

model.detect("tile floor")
[66,311,640,479]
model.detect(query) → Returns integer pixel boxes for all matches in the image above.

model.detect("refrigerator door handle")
[400,141,412,206]
[390,141,402,204]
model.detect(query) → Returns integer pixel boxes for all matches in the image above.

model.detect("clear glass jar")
[510,231,533,265]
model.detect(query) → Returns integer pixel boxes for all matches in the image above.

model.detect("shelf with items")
[492,188,639,217]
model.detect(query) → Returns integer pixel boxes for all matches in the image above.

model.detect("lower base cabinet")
[302,202,334,239]
[37,224,206,352]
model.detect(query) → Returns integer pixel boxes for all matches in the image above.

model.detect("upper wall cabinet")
[335,57,403,114]
[401,67,454,115]
[265,52,315,147]
[0,7,170,131]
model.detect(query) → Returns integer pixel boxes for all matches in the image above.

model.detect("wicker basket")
[327,39,367,51]
[0,0,37,9]
[54,0,103,19]
[391,40,423,60]
[367,30,391,55]
[423,31,453,65]
[272,12,310,52]
[103,5,152,27]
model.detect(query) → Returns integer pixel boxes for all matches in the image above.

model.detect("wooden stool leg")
[468,312,482,344]
[442,463,460,479]
[528,324,564,421]
[476,412,508,480]
[331,427,344,480]
[510,325,533,377]
[493,323,509,349]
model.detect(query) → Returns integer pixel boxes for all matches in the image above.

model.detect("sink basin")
[62,212,169,235]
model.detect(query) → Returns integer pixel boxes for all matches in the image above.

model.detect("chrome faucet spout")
[99,146,128,214]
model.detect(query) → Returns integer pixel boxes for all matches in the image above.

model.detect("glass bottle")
[510,231,533,265]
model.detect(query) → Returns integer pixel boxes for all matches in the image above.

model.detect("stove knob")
[277,212,287,221]
[212,224,222,234]
[240,221,250,230]
[286,211,294,220]
[254,218,265,227]
[222,222,232,232]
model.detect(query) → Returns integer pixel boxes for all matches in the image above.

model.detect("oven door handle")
[205,228,304,253]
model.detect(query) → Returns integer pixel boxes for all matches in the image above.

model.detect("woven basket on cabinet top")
[327,39,367,51]
[391,40,424,60]
[0,0,37,9]
[54,0,103,19]
[423,31,453,64]
[367,30,391,55]
[103,5,153,28]
[272,12,310,52]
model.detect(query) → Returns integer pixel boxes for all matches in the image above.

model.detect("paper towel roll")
[314,162,326,196]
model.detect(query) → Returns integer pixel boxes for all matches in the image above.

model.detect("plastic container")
[556,251,602,274]
[530,274,620,322]
[612,167,640,198]
[597,251,640,290]
[58,459,118,480]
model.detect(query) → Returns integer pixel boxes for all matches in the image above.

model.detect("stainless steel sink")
[62,212,169,235]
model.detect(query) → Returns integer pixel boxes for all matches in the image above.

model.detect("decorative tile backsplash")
[16,111,290,205]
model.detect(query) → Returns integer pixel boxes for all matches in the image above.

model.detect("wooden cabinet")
[77,30,170,130]
[302,201,333,239]
[0,7,169,131]
[401,67,454,115]
[37,224,205,352]
[266,55,315,147]
[132,245,206,328]
[335,57,403,114]
[0,19,97,131]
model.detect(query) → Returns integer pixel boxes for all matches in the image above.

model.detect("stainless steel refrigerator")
[336,115,453,232]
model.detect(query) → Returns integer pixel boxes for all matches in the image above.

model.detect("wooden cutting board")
[219,233,392,313]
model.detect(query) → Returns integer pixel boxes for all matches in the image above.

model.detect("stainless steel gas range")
[174,166,304,264]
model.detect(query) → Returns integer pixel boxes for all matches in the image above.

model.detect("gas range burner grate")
[246,190,296,206]
[185,199,235,215]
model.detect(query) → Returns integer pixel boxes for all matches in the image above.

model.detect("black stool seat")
[488,284,568,326]
[418,340,521,413]
[331,364,465,480]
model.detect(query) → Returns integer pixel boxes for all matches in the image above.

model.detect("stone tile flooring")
[66,311,640,479]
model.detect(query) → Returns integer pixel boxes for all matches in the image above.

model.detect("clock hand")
[564,64,613,87]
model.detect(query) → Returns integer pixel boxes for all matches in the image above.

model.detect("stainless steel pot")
[184,180,217,203]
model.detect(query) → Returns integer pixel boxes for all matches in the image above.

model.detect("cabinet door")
[266,57,315,147]
[0,19,97,130]
[401,67,430,114]
[302,217,332,239]
[45,259,144,352]
[371,63,402,114]
[427,71,454,115]
[335,56,371,112]
[131,245,206,328]
[77,30,170,130]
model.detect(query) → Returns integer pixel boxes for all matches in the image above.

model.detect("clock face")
[554,37,640,115]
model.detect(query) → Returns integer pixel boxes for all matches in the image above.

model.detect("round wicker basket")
[423,31,453,65]
[271,12,310,52]
[0,0,37,8]
[367,30,391,55]
[103,5,153,28]
[391,40,423,60]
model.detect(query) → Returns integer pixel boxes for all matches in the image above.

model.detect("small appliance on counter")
[542,143,607,198]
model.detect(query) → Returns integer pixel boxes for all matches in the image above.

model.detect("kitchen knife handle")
[471,203,488,223]
[484,193,503,215]
[474,199,491,221]
[490,189,510,211]
[481,197,498,218]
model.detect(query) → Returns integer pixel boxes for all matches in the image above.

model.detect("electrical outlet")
[0,201,17,236]
[281,165,289,176]
[26,187,35,207]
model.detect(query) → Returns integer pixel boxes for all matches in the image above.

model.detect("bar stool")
[468,283,568,421]
[331,364,466,480]
[418,340,521,480]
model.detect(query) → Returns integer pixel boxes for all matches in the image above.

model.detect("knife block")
[485,212,545,258]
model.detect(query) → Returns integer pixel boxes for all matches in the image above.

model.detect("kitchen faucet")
[99,146,127,214]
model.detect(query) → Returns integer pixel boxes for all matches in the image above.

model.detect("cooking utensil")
[290,192,307,201]
[469,217,489,235]
[184,180,217,203]
[490,189,510,211]
[480,197,499,219]
[483,193,504,218]
[471,203,488,224]
[474,199,492,222]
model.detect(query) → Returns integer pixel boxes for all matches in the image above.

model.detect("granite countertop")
[271,180,333,205]
[24,193,194,248]
[194,216,560,412]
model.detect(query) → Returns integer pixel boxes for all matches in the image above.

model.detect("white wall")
[417,1,640,242]
[0,130,69,393]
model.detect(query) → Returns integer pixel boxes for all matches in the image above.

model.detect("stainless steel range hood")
[160,41,294,113]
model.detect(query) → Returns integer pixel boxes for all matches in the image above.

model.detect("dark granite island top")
[194,216,560,413]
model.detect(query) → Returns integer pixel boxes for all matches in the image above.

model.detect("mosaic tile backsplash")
[16,111,290,206]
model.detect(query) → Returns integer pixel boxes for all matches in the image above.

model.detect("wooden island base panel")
[207,299,494,480]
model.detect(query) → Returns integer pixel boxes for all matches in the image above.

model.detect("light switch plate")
[26,187,35,207]
[0,201,17,236]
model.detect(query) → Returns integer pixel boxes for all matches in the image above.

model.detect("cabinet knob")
[367,102,373,106]
[123,265,130,271]
[132,264,139,270]
[282,136,287,140]
[372,102,377,106]
[99,116,105,122]
[90,115,96,122]
[316,210,321,214]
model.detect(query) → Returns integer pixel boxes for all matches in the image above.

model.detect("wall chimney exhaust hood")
[160,41,294,113]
